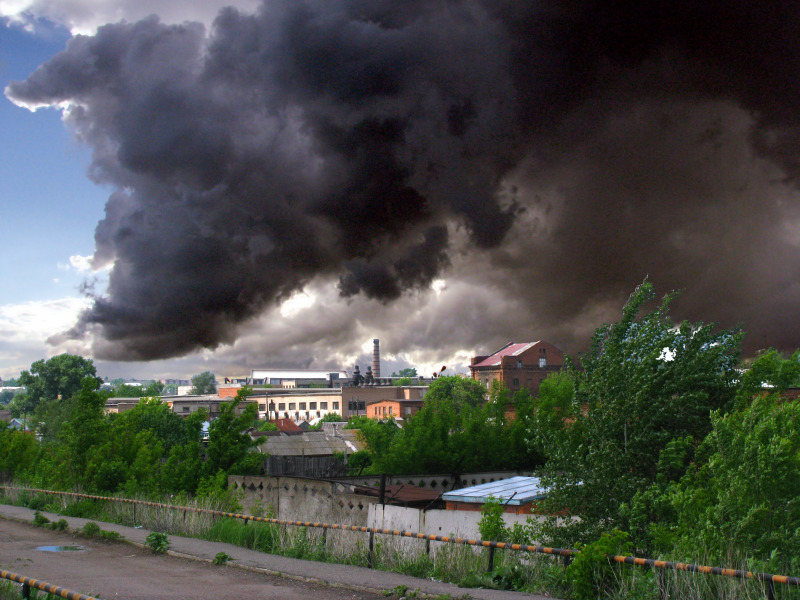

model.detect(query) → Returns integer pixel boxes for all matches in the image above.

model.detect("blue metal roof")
[441,476,548,505]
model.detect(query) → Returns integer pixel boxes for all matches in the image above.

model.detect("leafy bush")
[145,531,170,554]
[565,530,632,600]
[80,522,101,538]
[49,518,68,531]
[99,529,121,541]
[32,511,50,527]
[213,551,232,565]
[477,496,507,542]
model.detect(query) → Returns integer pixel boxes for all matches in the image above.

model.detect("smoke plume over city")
[6,0,800,370]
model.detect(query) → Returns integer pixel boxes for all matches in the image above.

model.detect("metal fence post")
[21,582,30,599]
[487,546,496,572]
[767,580,776,600]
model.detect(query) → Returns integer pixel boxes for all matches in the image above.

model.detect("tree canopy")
[12,354,99,417]
[536,281,743,545]
[190,371,217,395]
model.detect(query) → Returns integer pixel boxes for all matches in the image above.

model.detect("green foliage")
[32,511,50,526]
[196,469,243,512]
[366,376,490,474]
[99,529,121,541]
[145,531,170,553]
[661,393,800,573]
[256,420,278,431]
[393,377,413,386]
[478,496,508,542]
[346,449,372,475]
[392,368,418,378]
[80,522,102,538]
[213,551,232,565]
[358,377,548,475]
[205,392,261,476]
[190,371,217,395]
[50,518,68,531]
[537,281,742,546]
[16,353,99,416]
[565,530,632,600]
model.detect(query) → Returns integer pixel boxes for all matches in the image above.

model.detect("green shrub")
[145,531,170,554]
[565,530,632,600]
[477,496,508,542]
[49,518,68,531]
[100,529,121,541]
[213,551,232,565]
[80,522,101,538]
[32,511,50,527]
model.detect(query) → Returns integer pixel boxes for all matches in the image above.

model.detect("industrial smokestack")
[373,338,381,379]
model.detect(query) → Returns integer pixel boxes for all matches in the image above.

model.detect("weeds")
[32,511,49,527]
[213,552,232,565]
[145,531,170,554]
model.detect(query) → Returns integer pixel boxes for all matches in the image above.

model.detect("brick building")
[469,341,564,396]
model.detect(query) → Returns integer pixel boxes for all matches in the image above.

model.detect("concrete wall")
[229,475,378,526]
[368,504,542,540]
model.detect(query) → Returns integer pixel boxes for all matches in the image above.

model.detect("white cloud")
[68,254,92,272]
[0,0,260,34]
[0,296,91,378]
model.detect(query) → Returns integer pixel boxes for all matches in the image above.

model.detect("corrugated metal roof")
[472,342,540,368]
[441,476,548,505]
[257,429,364,456]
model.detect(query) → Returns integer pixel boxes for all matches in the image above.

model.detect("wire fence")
[2,485,798,599]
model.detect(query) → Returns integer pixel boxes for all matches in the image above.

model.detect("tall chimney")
[373,338,381,379]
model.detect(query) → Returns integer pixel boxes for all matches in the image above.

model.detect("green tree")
[205,390,260,475]
[191,371,217,395]
[536,281,743,546]
[391,367,417,377]
[15,354,99,416]
[369,376,489,474]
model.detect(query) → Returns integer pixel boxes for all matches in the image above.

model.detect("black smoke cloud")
[7,0,800,360]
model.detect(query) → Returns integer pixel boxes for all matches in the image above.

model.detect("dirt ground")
[0,519,383,600]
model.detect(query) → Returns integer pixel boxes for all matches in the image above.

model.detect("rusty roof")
[354,483,442,507]
[472,342,540,368]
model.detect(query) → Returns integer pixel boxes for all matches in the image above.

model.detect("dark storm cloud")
[7,0,800,360]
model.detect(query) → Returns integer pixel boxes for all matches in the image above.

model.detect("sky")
[1,1,800,382]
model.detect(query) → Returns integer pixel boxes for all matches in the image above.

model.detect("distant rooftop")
[472,342,541,368]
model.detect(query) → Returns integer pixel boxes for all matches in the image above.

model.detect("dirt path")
[0,519,380,600]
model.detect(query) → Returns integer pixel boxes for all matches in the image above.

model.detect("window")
[299,402,306,410]
[278,403,286,411]
[310,402,317,410]
[513,378,519,387]
[539,357,546,368]
[388,406,393,415]
[182,406,190,413]
[516,360,522,368]
[320,402,328,410]
[333,402,339,410]
[288,402,296,410]
[259,404,266,412]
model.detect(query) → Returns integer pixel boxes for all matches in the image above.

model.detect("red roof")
[274,418,303,432]
[472,342,539,368]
